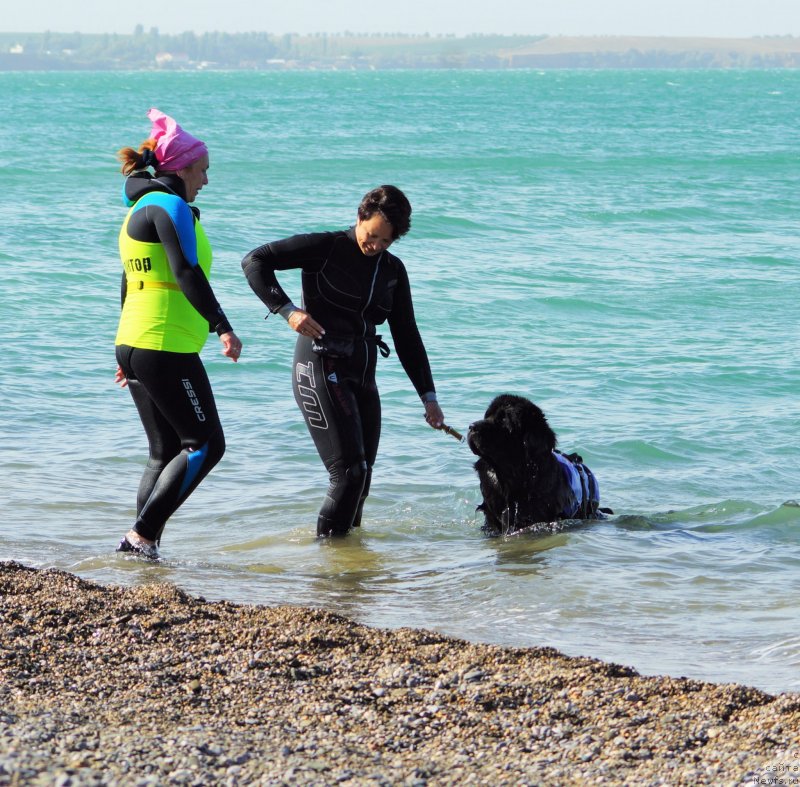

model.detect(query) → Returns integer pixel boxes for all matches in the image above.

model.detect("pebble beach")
[1,561,798,785]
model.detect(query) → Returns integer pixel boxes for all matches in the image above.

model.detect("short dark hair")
[357,185,412,240]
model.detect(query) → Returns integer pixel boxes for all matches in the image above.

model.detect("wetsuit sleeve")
[241,233,331,313]
[129,199,233,336]
[387,262,436,399]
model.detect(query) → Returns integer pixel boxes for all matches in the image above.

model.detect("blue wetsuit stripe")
[133,192,199,266]
[179,443,209,498]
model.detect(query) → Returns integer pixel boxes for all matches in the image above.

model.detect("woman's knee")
[330,458,367,493]
[185,426,225,470]
[205,427,226,467]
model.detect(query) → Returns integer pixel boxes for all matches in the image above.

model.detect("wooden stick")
[441,424,465,443]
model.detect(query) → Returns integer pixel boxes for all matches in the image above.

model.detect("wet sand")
[1,561,798,785]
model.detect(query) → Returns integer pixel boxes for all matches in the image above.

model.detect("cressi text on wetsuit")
[242,228,436,536]
[116,172,232,543]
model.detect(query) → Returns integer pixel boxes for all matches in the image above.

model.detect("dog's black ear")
[522,404,557,453]
[523,431,554,461]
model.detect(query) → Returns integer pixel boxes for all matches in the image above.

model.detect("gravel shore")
[1,560,798,786]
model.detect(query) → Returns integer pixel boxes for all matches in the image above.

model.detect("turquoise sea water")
[1,69,799,694]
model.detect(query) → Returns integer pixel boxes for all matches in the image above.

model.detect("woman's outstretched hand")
[424,400,444,429]
[220,331,243,362]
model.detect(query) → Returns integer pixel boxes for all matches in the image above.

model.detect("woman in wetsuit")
[242,185,444,537]
[114,108,243,559]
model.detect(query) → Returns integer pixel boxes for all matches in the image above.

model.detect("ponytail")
[116,139,157,176]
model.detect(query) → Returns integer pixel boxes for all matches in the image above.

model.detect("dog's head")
[467,394,557,481]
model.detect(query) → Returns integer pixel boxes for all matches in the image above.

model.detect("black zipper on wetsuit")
[360,252,383,386]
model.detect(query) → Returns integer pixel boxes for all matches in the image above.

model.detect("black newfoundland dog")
[467,394,611,534]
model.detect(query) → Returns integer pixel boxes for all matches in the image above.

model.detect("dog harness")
[553,451,600,518]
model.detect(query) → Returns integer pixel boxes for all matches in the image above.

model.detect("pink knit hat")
[147,108,208,171]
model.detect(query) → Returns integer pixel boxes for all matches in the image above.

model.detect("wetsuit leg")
[292,338,374,537]
[351,381,381,528]
[116,346,225,542]
[126,377,182,516]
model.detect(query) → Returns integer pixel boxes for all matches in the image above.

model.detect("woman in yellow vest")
[114,108,242,559]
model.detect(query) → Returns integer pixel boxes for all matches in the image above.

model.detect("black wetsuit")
[117,173,232,544]
[242,228,436,536]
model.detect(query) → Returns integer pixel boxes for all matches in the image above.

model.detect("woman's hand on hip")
[220,331,243,362]
[288,309,325,340]
[114,365,128,389]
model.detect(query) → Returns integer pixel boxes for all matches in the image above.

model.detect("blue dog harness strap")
[554,451,582,516]
[553,451,600,518]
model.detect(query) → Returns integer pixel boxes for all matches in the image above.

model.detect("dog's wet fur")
[467,394,611,535]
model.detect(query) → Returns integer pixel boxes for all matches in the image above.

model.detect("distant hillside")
[501,35,800,68]
[1,31,799,70]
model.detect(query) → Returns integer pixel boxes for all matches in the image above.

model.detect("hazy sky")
[3,0,798,38]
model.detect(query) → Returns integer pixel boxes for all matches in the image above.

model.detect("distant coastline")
[1,31,800,70]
